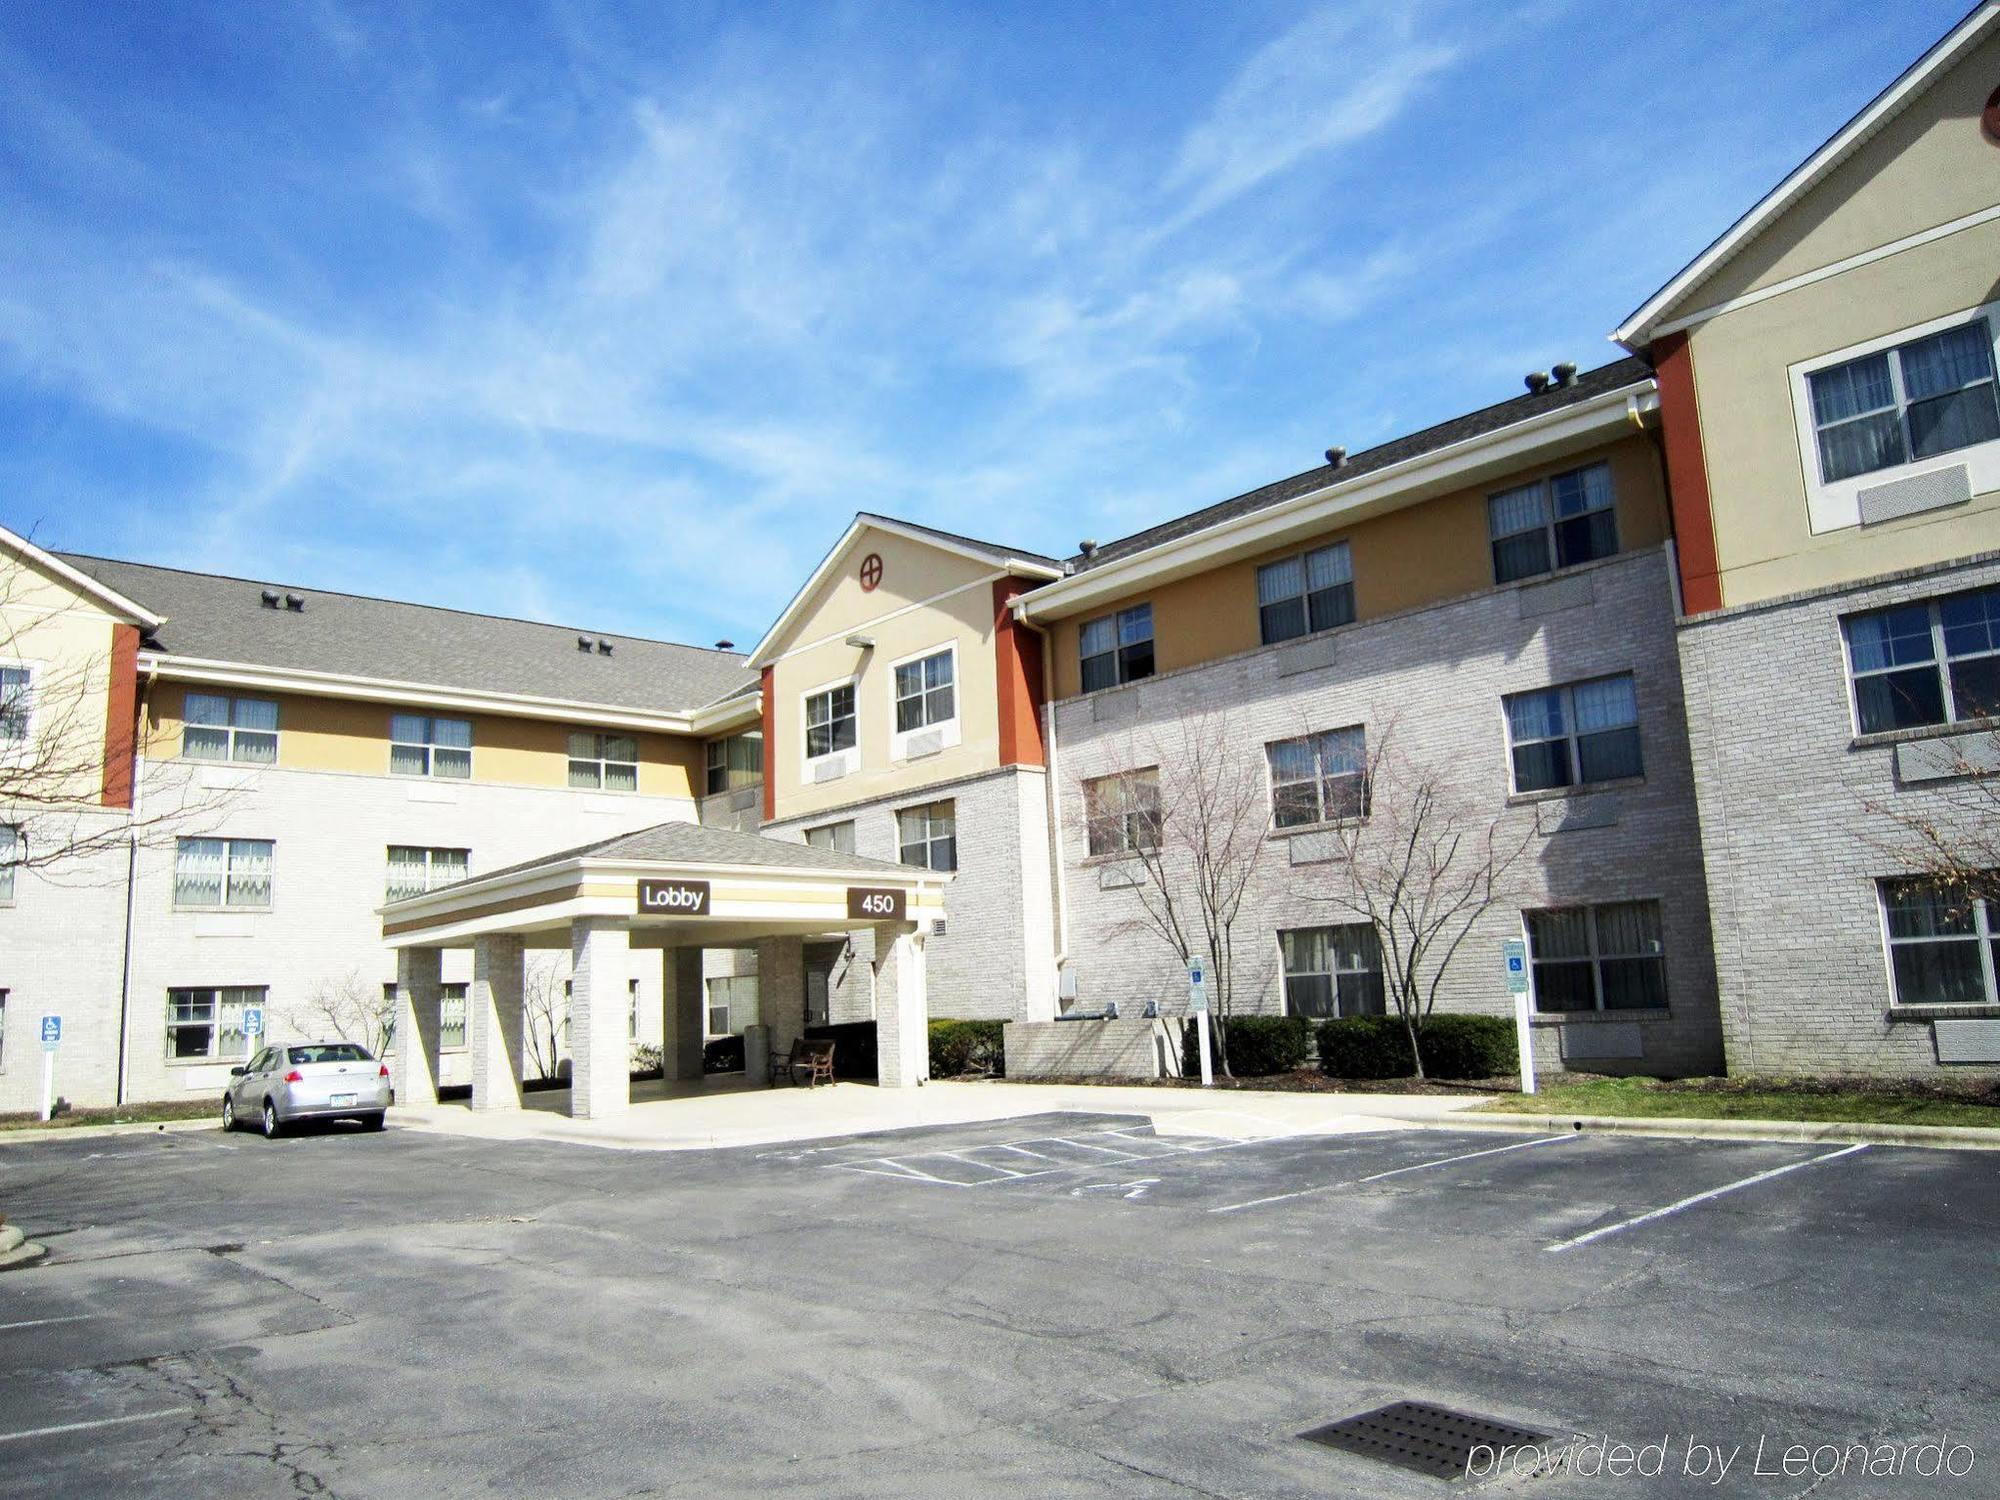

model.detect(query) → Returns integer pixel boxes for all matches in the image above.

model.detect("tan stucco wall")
[1663,26,2000,315]
[764,525,997,660]
[1046,434,1669,699]
[0,555,120,805]
[1685,198,2000,607]
[143,682,702,798]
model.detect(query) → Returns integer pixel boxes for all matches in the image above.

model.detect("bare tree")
[1,538,231,882]
[1864,728,2000,913]
[1091,715,1268,1076]
[1312,721,1534,1079]
[522,954,570,1082]
[289,968,396,1057]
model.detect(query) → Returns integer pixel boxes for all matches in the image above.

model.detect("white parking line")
[1546,1143,1870,1254]
[1051,1138,1142,1158]
[0,1314,96,1333]
[0,1410,191,1445]
[1209,1133,1576,1214]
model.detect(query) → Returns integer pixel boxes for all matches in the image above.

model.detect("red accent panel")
[993,577,1047,769]
[101,623,140,808]
[1652,330,1724,615]
[759,665,776,823]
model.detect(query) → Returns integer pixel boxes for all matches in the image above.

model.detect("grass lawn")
[1478,1075,2000,1129]
[0,1098,218,1133]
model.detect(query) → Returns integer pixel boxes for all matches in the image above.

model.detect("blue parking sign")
[40,1015,61,1050]
[243,1007,265,1038]
[1501,939,1530,996]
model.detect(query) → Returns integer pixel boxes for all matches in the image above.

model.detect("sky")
[0,0,1973,650]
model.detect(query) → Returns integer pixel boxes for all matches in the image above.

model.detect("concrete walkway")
[389,1077,1485,1152]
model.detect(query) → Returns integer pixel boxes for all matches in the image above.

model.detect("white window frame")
[1841,586,2000,736]
[389,714,473,779]
[1523,901,1669,1015]
[166,985,265,1061]
[1486,462,1619,585]
[385,846,471,903]
[1789,300,2000,534]
[0,661,34,748]
[887,641,961,761]
[438,982,469,1051]
[801,675,860,780]
[173,836,275,910]
[1264,726,1369,830]
[0,987,7,1069]
[567,731,639,792]
[1877,879,2000,1008]
[1083,768,1162,857]
[1078,603,1155,694]
[1277,924,1386,1019]
[706,974,758,1037]
[0,824,17,905]
[705,730,764,796]
[804,820,857,855]
[1256,541,1355,646]
[181,692,280,765]
[896,798,957,872]
[1501,673,1643,795]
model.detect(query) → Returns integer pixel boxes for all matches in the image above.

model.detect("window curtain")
[1257,556,1303,605]
[1594,901,1661,957]
[1118,605,1152,646]
[1572,676,1636,732]
[227,840,272,906]
[1306,542,1352,588]
[1487,484,1546,537]
[0,666,28,740]
[386,847,428,902]
[176,838,225,905]
[1902,322,2000,459]
[1552,463,1613,517]
[1507,689,1565,743]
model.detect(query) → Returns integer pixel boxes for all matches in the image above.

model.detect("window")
[0,989,7,1066]
[173,838,274,908]
[1807,318,2000,483]
[390,714,472,778]
[568,732,638,791]
[0,665,30,743]
[894,648,956,734]
[705,731,764,795]
[182,693,278,764]
[0,825,15,903]
[1084,770,1162,856]
[898,800,957,871]
[1488,462,1617,584]
[804,684,856,760]
[1079,604,1154,693]
[1844,587,2000,734]
[706,974,758,1036]
[439,983,468,1050]
[1280,926,1385,1018]
[1257,542,1355,645]
[1266,727,1368,829]
[1504,674,1642,793]
[385,846,470,902]
[1526,901,1667,1013]
[166,985,264,1059]
[629,978,640,1039]
[381,983,397,1052]
[1879,879,2000,1006]
[805,820,856,855]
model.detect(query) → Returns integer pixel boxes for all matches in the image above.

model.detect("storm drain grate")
[1300,1401,1557,1482]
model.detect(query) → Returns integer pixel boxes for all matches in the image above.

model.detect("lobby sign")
[639,878,712,916]
[846,887,906,921]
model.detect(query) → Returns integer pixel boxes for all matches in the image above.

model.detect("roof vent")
[596,639,613,656]
[1324,445,1348,468]
[1552,360,1578,387]
[714,639,735,651]
[1078,540,1098,558]
[577,635,593,653]
[1524,371,1551,394]
[260,589,281,609]
[283,593,305,612]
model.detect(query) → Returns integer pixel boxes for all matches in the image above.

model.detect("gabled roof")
[1614,1,2000,348]
[1068,357,1652,572]
[59,553,755,719]
[744,512,1063,668]
[0,524,165,628]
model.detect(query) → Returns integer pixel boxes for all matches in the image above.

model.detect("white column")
[874,923,929,1088]
[661,947,705,1082]
[469,934,526,1110]
[391,946,444,1107]
[569,918,631,1119]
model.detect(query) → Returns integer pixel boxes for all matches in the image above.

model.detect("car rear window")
[288,1044,373,1064]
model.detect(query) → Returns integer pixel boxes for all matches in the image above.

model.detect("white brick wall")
[1051,548,1725,1077]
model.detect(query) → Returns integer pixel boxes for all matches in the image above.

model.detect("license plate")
[329,1093,356,1107]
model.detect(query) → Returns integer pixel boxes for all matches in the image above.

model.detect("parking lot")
[0,1109,1993,1497]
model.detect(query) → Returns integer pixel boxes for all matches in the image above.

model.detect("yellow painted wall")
[0,554,120,805]
[143,682,703,799]
[765,525,1007,820]
[1660,27,2000,316]
[1047,434,1669,699]
[1679,59,2000,606]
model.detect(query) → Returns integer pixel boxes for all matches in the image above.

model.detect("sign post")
[1188,964,1213,1088]
[1502,939,1535,1095]
[39,1015,61,1122]
[242,1005,265,1062]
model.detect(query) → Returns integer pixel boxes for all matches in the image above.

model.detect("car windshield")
[288,1044,372,1064]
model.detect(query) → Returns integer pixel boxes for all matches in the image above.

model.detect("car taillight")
[378,1064,390,1078]
[283,1070,305,1083]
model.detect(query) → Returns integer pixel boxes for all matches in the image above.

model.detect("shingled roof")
[59,554,757,716]
[1069,356,1653,571]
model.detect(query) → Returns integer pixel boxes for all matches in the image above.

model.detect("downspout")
[1009,600,1069,1005]
[114,662,156,1107]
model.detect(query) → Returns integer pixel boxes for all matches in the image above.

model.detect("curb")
[1382,1109,2000,1151]
[0,1117,220,1146]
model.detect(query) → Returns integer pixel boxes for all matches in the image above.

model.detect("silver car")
[223,1042,391,1136]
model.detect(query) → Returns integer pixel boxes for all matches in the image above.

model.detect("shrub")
[1183,1014,1314,1077]
[1315,1014,1517,1081]
[703,1035,745,1074]
[630,1042,663,1077]
[929,1019,1006,1077]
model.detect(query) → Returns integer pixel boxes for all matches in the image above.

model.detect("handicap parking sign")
[1501,939,1530,995]
[243,1007,265,1037]
[40,1015,61,1050]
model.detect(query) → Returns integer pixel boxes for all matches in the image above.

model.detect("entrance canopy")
[380,820,948,950]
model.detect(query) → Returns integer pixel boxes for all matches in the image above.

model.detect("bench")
[769,1037,836,1088]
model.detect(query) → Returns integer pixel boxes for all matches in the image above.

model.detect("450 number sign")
[846,887,906,921]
